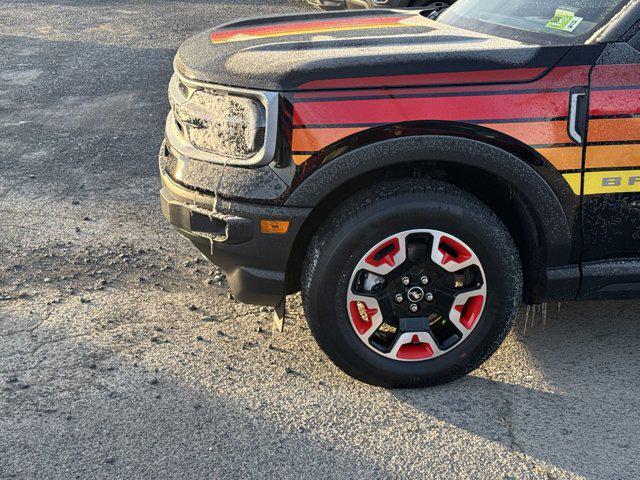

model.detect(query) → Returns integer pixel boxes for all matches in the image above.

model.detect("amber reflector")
[260,220,290,234]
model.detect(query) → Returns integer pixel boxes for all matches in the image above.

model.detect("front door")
[582,41,640,261]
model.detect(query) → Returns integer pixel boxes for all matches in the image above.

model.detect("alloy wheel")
[346,229,487,361]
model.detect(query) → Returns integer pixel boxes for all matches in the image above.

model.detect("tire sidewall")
[306,191,521,386]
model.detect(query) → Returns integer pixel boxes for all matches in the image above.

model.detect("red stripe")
[591,64,640,87]
[293,92,568,126]
[294,66,591,99]
[299,67,547,90]
[212,15,406,41]
[590,89,640,116]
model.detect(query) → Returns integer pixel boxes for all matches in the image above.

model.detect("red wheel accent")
[396,335,435,360]
[365,237,401,268]
[454,295,485,329]
[439,235,472,266]
[348,301,378,335]
[348,229,486,362]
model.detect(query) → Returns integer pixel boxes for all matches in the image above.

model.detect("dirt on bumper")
[159,147,310,306]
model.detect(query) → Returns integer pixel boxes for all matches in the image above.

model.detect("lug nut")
[420,276,429,285]
[394,294,404,304]
[401,277,411,286]
[426,293,435,303]
[409,304,420,314]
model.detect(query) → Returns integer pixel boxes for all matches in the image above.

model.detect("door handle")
[569,90,587,145]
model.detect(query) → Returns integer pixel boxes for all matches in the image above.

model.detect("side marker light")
[260,220,290,234]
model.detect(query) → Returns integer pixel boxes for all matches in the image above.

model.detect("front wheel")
[302,179,522,388]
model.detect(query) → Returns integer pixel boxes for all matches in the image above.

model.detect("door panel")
[582,43,640,261]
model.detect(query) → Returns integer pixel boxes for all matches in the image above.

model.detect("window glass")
[438,0,630,44]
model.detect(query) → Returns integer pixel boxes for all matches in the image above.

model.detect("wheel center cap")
[407,286,425,303]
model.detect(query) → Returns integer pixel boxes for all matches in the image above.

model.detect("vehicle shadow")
[3,276,639,479]
[392,299,640,478]
[0,315,379,479]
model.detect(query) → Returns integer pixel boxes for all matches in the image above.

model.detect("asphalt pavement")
[1,1,639,478]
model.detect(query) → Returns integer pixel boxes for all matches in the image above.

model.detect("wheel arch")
[284,134,578,303]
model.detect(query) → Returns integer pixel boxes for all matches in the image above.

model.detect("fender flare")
[284,135,575,267]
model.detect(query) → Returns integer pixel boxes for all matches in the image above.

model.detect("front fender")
[285,135,576,267]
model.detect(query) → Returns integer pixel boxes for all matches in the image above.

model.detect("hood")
[175,9,571,91]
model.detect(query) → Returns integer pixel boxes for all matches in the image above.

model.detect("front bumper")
[160,155,310,307]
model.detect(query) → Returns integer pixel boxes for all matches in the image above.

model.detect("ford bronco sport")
[160,0,640,387]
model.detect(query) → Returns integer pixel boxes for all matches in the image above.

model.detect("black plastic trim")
[160,169,311,306]
[286,135,575,267]
[579,258,640,300]
[537,265,581,302]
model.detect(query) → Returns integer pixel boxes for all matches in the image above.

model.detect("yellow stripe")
[583,169,640,195]
[563,173,582,195]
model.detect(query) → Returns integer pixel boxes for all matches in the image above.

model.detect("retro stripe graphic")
[291,64,640,196]
[291,65,591,168]
[292,92,570,125]
[294,64,590,97]
[586,144,640,169]
[578,64,640,195]
[564,170,640,195]
[211,15,417,44]
[298,67,549,91]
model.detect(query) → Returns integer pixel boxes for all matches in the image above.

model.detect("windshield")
[437,0,630,45]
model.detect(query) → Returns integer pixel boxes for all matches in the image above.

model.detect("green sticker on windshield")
[546,8,584,32]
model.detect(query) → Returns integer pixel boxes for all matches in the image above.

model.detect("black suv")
[161,1,640,387]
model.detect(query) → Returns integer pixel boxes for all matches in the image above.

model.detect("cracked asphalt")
[1,1,639,478]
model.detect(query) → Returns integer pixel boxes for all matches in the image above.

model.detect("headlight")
[175,90,265,159]
[167,73,277,167]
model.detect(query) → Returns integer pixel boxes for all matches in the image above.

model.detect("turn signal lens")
[260,220,290,235]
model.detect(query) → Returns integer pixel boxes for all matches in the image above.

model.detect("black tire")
[301,179,522,388]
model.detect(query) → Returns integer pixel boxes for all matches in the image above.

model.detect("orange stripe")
[212,18,409,43]
[292,155,311,165]
[588,117,640,143]
[214,23,407,43]
[481,121,571,146]
[537,146,583,170]
[585,144,640,169]
[292,127,367,152]
[293,122,577,162]
[213,15,406,40]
